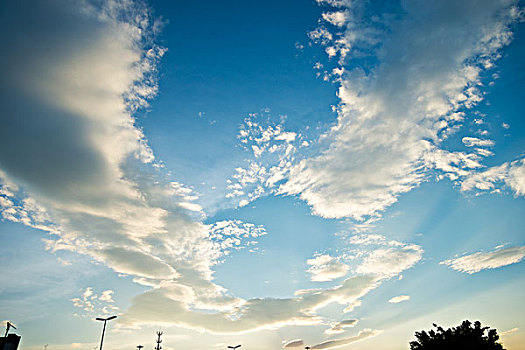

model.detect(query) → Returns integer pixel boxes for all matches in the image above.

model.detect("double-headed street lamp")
[95,315,117,350]
[228,345,241,350]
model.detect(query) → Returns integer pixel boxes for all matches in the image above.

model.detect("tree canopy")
[410,320,505,350]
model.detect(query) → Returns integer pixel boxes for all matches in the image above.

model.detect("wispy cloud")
[325,319,358,334]
[500,327,519,336]
[283,339,305,348]
[441,245,525,274]
[349,234,423,278]
[461,159,525,195]
[388,295,410,304]
[310,329,382,349]
[307,254,349,282]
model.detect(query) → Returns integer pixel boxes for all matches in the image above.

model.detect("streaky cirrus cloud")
[440,245,525,274]
[310,329,382,349]
[279,0,523,220]
[325,319,358,334]
[500,327,519,336]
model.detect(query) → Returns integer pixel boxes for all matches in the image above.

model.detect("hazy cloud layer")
[310,329,382,349]
[441,245,525,274]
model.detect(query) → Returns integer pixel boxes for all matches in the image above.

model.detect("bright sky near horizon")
[1,0,524,349]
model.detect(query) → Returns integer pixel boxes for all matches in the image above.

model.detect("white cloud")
[307,254,349,282]
[500,327,519,336]
[0,0,270,334]
[71,287,119,317]
[325,319,358,334]
[208,220,267,254]
[507,159,525,195]
[283,339,304,348]
[82,287,94,301]
[343,299,362,313]
[462,137,495,147]
[311,329,382,349]
[461,158,525,195]
[99,290,114,303]
[356,245,423,277]
[441,246,525,274]
[388,295,410,304]
[348,235,423,278]
[280,0,521,220]
[119,274,380,333]
[225,113,304,207]
[322,11,348,27]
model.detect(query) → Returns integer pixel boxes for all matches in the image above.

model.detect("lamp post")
[228,345,241,350]
[95,315,117,350]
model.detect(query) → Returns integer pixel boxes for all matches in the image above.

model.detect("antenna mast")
[155,331,163,350]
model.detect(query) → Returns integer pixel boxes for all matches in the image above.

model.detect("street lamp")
[228,345,241,350]
[95,315,117,350]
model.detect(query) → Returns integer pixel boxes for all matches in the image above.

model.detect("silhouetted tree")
[410,320,505,350]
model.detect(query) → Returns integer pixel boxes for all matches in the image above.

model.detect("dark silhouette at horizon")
[410,320,505,350]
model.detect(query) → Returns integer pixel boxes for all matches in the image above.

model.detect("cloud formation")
[280,0,522,220]
[461,159,525,195]
[119,274,380,333]
[388,295,410,304]
[0,0,268,333]
[500,327,519,336]
[283,339,305,348]
[349,235,423,278]
[325,319,358,334]
[310,329,382,349]
[307,254,350,282]
[441,245,525,274]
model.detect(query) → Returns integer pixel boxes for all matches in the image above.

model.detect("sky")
[0,0,524,349]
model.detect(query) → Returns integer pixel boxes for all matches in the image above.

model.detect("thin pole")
[99,320,107,350]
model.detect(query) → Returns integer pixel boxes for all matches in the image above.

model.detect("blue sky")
[0,0,524,349]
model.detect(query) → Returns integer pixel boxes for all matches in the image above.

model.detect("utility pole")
[155,331,163,350]
[137,345,144,350]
